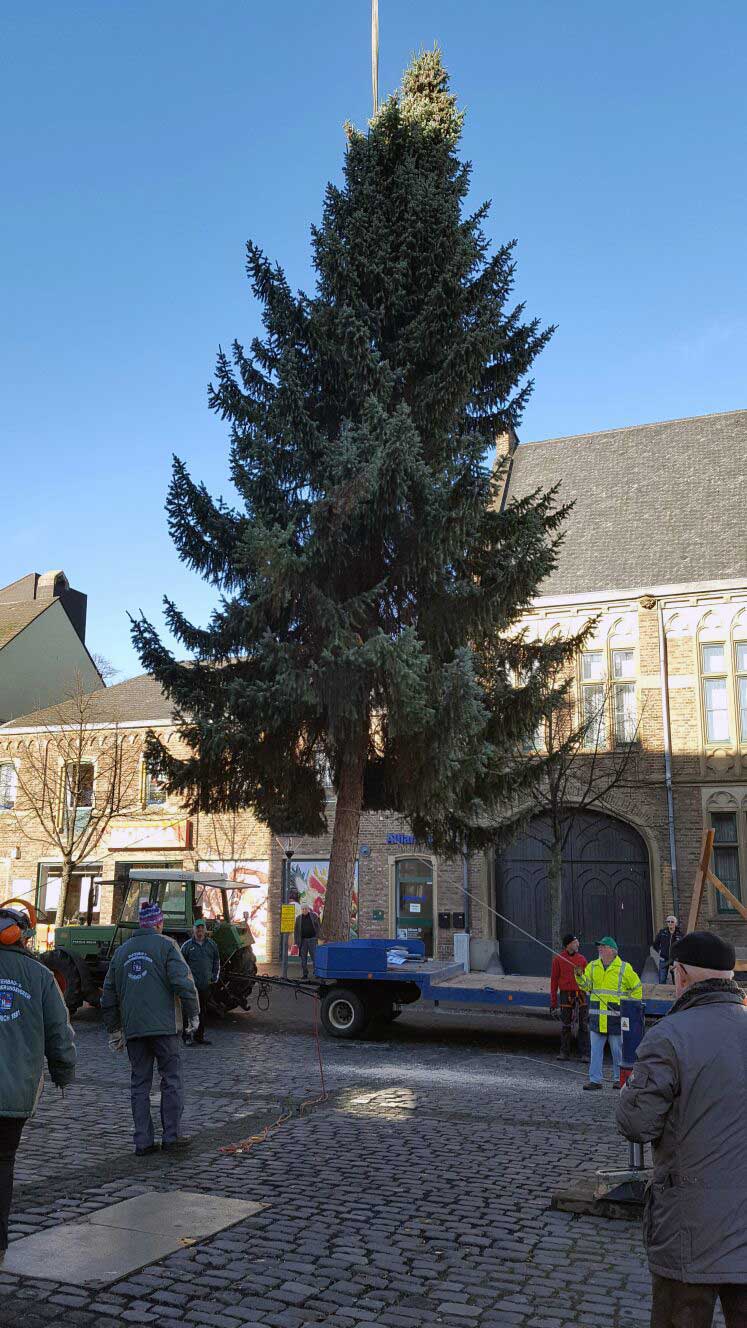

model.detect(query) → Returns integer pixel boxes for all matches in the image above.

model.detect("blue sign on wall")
[387,833,417,845]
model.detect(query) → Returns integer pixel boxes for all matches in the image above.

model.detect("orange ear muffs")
[0,899,37,945]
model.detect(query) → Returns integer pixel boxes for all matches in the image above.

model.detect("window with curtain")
[612,649,637,744]
[712,812,742,912]
[0,763,17,810]
[581,651,606,749]
[701,644,730,743]
[736,642,747,743]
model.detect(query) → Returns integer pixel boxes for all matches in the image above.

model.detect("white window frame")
[700,643,731,745]
[0,761,18,811]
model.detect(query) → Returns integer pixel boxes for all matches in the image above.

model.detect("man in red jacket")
[550,933,589,1061]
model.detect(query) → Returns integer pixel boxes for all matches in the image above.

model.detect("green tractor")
[40,869,258,1017]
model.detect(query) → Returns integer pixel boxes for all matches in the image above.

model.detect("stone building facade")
[497,408,747,972]
[0,675,490,963]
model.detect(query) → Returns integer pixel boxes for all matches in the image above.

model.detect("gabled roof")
[0,674,173,731]
[505,409,747,597]
[0,600,52,651]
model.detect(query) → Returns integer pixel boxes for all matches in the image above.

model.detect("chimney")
[492,424,519,511]
[0,569,88,643]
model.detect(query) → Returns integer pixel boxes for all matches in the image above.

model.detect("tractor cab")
[112,869,233,949]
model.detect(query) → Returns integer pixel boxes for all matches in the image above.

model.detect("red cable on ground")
[220,986,328,1157]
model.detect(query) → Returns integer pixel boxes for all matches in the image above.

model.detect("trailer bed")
[313,940,675,1033]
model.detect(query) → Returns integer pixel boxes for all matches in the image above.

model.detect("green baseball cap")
[595,936,618,949]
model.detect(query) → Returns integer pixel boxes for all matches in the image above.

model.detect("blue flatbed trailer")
[313,938,675,1038]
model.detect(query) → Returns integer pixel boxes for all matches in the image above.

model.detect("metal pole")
[371,0,379,116]
[280,849,295,980]
[629,1141,645,1170]
[658,601,680,916]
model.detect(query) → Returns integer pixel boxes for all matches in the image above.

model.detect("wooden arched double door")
[496,811,652,976]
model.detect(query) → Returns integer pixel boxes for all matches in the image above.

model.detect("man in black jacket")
[294,906,320,979]
[652,915,682,984]
[616,930,747,1327]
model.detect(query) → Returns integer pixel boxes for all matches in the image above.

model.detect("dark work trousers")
[126,1035,184,1150]
[651,1274,747,1327]
[183,988,209,1043]
[0,1117,26,1250]
[299,937,318,977]
[559,989,590,1058]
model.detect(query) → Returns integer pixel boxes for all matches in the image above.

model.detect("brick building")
[0,675,489,963]
[497,408,747,973]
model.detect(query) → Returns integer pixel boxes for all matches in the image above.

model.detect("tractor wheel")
[42,951,84,1017]
[220,944,258,1011]
[320,987,370,1039]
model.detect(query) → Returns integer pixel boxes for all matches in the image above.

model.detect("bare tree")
[91,653,121,683]
[10,675,140,927]
[515,659,644,952]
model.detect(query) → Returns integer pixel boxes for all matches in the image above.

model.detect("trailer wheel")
[320,988,369,1039]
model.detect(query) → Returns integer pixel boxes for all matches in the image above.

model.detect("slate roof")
[505,409,747,597]
[0,600,51,651]
[1,674,173,730]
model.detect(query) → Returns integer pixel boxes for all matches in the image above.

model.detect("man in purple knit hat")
[102,900,199,1155]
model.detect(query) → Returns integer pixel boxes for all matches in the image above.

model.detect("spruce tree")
[132,50,576,941]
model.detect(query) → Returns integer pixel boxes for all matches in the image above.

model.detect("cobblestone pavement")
[0,991,717,1328]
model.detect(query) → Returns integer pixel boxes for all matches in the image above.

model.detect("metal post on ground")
[280,845,295,981]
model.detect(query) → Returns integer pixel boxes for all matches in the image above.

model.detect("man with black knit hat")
[616,929,747,1328]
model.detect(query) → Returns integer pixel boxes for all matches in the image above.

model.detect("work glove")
[185,1014,200,1036]
[550,1007,560,1020]
[108,1029,125,1053]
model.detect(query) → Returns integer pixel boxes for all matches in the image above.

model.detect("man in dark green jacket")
[102,901,199,1156]
[0,907,76,1259]
[181,920,220,1045]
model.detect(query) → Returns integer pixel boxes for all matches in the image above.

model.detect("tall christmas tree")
[133,50,577,940]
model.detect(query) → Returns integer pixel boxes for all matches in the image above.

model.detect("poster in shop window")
[198,860,270,963]
[287,860,359,955]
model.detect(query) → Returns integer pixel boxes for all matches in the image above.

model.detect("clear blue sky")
[3,1,745,678]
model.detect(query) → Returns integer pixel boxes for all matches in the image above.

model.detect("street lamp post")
[280,837,297,980]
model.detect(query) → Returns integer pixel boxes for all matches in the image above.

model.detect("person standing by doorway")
[653,915,682,985]
[102,901,199,1155]
[576,936,642,1091]
[181,920,220,1045]
[0,907,76,1261]
[294,905,320,979]
[550,934,589,1062]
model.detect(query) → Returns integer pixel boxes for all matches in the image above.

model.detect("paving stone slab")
[3,1190,264,1286]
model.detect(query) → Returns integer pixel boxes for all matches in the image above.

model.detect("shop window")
[711,812,742,913]
[0,763,17,810]
[701,645,730,743]
[37,863,101,924]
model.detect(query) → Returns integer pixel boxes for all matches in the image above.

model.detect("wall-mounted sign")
[108,819,193,851]
[372,909,385,921]
[387,833,417,845]
[359,844,371,858]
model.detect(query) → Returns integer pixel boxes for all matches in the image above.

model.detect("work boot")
[162,1137,193,1152]
[556,1052,569,1061]
[135,1143,161,1157]
[193,1038,212,1046]
[582,1082,603,1092]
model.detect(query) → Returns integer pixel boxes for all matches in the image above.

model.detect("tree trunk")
[321,737,367,942]
[548,840,563,955]
[54,858,73,931]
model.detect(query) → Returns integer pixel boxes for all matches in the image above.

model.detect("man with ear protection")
[0,906,76,1261]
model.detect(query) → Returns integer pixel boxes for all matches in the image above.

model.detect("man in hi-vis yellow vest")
[575,936,642,1091]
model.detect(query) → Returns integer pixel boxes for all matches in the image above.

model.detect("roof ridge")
[519,407,747,449]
